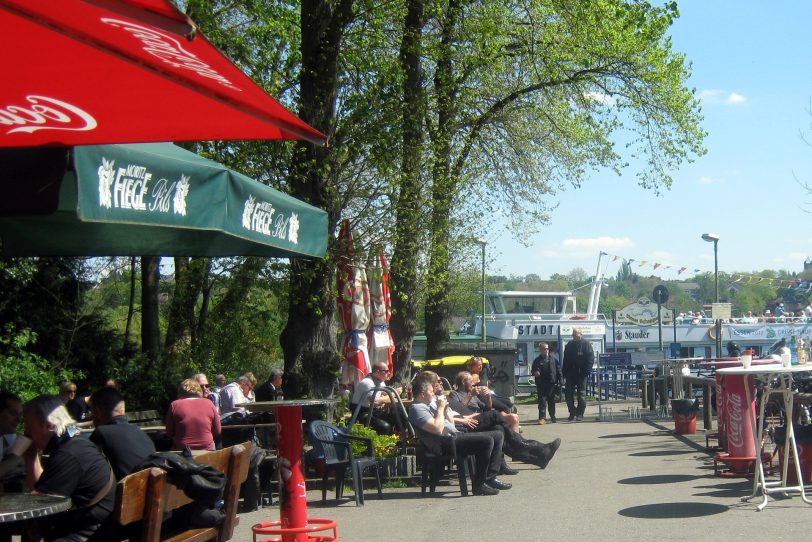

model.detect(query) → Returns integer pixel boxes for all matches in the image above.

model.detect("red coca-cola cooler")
[701,359,773,476]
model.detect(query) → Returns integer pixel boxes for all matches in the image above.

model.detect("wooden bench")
[126,410,164,427]
[114,442,252,542]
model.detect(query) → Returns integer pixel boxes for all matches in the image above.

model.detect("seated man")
[23,395,115,542]
[350,363,402,435]
[255,368,284,402]
[89,387,156,480]
[194,373,221,413]
[408,376,512,496]
[438,371,560,469]
[450,371,521,433]
[219,375,253,414]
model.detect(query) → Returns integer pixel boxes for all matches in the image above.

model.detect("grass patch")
[383,479,408,489]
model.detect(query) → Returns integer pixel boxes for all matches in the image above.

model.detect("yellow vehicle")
[411,355,490,387]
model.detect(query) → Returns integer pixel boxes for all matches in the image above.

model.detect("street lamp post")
[701,233,721,356]
[474,238,487,343]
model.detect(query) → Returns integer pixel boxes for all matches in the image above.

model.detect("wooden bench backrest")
[114,467,167,541]
[126,410,163,426]
[160,442,252,542]
[113,442,252,542]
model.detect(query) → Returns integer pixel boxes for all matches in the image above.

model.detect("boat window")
[516,343,528,366]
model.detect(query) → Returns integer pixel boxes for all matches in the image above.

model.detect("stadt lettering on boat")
[0,95,97,135]
[100,18,241,92]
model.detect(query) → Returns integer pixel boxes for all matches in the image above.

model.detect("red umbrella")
[336,220,370,385]
[0,0,326,147]
[367,248,395,374]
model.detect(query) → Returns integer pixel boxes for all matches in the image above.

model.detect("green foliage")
[0,325,77,401]
[116,352,172,411]
[347,423,400,458]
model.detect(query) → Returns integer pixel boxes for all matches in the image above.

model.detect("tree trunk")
[140,256,161,365]
[390,0,425,382]
[423,0,461,358]
[280,0,354,398]
[195,266,213,352]
[165,257,209,357]
[124,256,136,349]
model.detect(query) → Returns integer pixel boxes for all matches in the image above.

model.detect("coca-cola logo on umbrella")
[101,18,241,91]
[0,95,97,135]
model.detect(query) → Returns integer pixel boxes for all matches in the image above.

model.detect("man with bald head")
[89,387,155,480]
[562,328,595,422]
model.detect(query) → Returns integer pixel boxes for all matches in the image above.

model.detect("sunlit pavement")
[234,400,811,541]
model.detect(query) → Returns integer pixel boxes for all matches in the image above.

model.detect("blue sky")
[490,1,812,282]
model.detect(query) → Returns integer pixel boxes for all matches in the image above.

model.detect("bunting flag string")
[600,251,811,292]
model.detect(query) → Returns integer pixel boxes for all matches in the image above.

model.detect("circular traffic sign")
[652,285,669,304]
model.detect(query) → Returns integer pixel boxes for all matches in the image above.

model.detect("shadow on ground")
[618,501,729,518]
[628,449,697,457]
[617,474,701,485]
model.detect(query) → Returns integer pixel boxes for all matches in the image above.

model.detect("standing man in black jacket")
[562,328,594,421]
[531,342,561,424]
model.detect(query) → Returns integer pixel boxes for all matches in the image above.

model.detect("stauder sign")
[616,297,673,326]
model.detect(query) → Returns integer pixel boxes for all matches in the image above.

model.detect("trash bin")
[774,426,812,484]
[671,398,699,435]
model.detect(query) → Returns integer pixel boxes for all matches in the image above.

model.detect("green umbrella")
[0,143,327,258]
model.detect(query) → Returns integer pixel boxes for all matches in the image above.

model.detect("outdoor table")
[717,364,812,511]
[657,357,705,401]
[239,399,336,542]
[0,493,71,523]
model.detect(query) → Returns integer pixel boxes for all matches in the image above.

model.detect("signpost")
[652,285,669,355]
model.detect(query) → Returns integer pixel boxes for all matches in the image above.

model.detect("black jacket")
[562,338,595,379]
[531,353,561,385]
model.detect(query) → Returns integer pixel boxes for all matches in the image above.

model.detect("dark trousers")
[351,405,401,435]
[565,376,587,417]
[536,381,557,420]
[454,429,503,488]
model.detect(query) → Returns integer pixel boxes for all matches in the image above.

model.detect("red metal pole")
[277,405,308,542]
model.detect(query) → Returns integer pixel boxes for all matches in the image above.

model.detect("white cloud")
[584,91,616,106]
[562,237,633,250]
[698,88,747,105]
[698,175,718,184]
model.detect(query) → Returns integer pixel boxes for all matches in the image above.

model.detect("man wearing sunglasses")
[350,363,399,435]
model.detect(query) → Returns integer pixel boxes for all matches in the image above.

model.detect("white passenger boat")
[471,288,812,377]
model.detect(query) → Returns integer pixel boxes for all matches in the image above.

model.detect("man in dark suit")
[255,369,284,402]
[562,328,594,421]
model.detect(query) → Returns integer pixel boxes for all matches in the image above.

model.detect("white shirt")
[219,382,248,414]
[351,376,384,408]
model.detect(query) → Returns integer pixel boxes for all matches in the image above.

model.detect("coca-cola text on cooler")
[726,391,745,450]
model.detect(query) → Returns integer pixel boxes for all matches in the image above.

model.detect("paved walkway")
[234,401,811,541]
